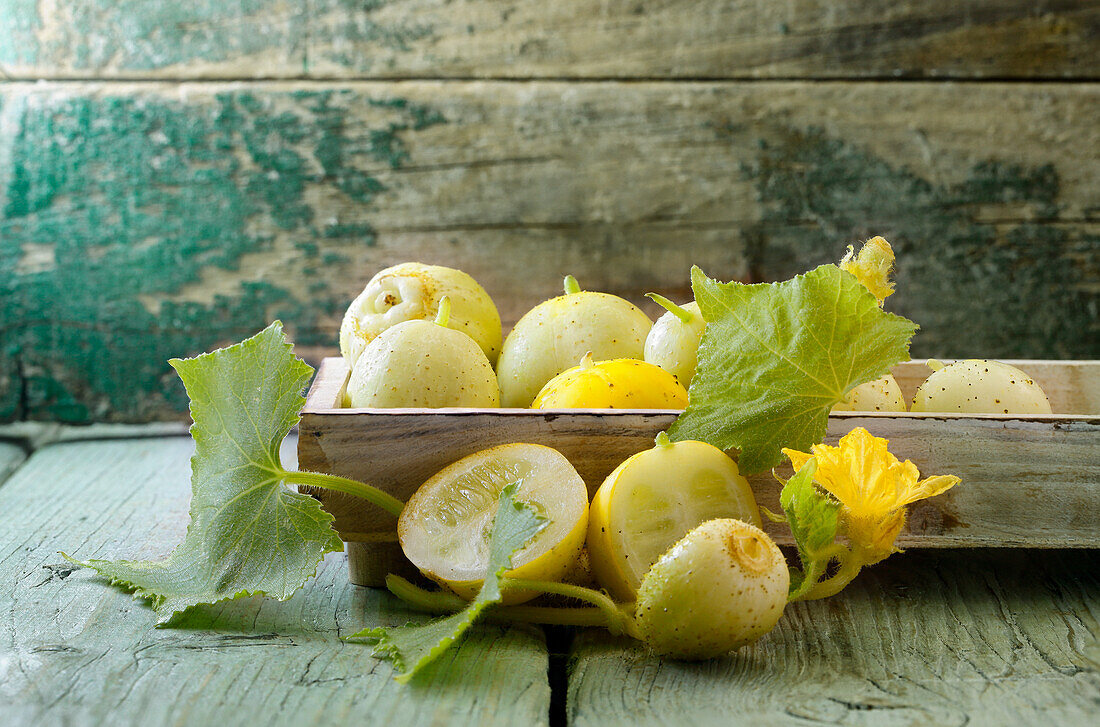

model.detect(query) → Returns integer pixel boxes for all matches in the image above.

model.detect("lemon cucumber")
[831,373,906,413]
[911,359,1052,415]
[497,275,653,407]
[532,355,688,409]
[345,297,500,408]
[587,436,761,602]
[340,262,502,368]
[643,294,705,387]
[399,443,589,602]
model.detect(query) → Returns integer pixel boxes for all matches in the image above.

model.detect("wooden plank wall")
[1,1,1098,422]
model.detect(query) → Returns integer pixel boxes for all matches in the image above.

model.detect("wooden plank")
[2,81,1097,422]
[2,1,1098,80]
[0,436,551,726]
[303,409,1100,573]
[0,441,26,486]
[0,422,190,450]
[567,548,1100,726]
[299,357,1100,587]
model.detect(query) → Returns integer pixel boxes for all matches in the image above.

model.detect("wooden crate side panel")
[299,410,1100,551]
[3,1,1098,80]
[297,410,681,534]
[4,81,1096,422]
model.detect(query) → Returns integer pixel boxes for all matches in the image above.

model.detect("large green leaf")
[350,483,547,682]
[669,264,917,473]
[66,322,342,622]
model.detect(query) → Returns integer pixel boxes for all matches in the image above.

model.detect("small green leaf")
[780,460,838,563]
[779,459,844,600]
[669,264,917,473]
[65,322,342,623]
[349,483,547,682]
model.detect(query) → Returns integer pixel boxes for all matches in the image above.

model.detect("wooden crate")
[298,358,1100,587]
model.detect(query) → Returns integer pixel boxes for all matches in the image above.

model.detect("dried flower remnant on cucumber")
[345,296,501,408]
[340,262,502,368]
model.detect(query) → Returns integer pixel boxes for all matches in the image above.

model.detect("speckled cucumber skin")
[832,374,907,412]
[644,301,705,387]
[532,358,687,409]
[497,292,652,408]
[635,519,788,660]
[346,319,499,408]
[911,360,1052,415]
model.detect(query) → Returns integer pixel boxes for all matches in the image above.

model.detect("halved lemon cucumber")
[587,437,762,602]
[399,443,589,602]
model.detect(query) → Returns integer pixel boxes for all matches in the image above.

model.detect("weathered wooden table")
[2,428,1098,726]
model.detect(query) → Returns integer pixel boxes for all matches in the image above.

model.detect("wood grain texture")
[0,436,551,726]
[2,1,1097,80]
[567,548,1100,726]
[0,441,26,487]
[2,80,1097,422]
[299,358,1100,586]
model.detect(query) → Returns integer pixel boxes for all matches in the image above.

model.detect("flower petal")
[783,447,814,473]
[897,474,961,507]
[866,508,907,564]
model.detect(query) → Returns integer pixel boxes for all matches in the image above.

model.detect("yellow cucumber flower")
[840,236,896,305]
[782,427,959,563]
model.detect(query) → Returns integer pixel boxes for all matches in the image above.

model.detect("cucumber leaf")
[349,483,547,683]
[65,322,343,623]
[669,264,917,474]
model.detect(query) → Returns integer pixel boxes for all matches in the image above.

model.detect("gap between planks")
[3,75,1100,85]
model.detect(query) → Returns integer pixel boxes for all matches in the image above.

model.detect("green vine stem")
[787,542,850,601]
[563,275,582,295]
[285,470,405,517]
[387,575,468,612]
[645,292,694,323]
[791,546,866,602]
[386,575,640,637]
[499,577,639,637]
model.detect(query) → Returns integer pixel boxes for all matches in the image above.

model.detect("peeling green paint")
[742,126,1099,359]
[0,2,305,71]
[0,1,435,74]
[0,0,39,66]
[314,1,436,72]
[3,89,1094,423]
[1,90,445,422]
